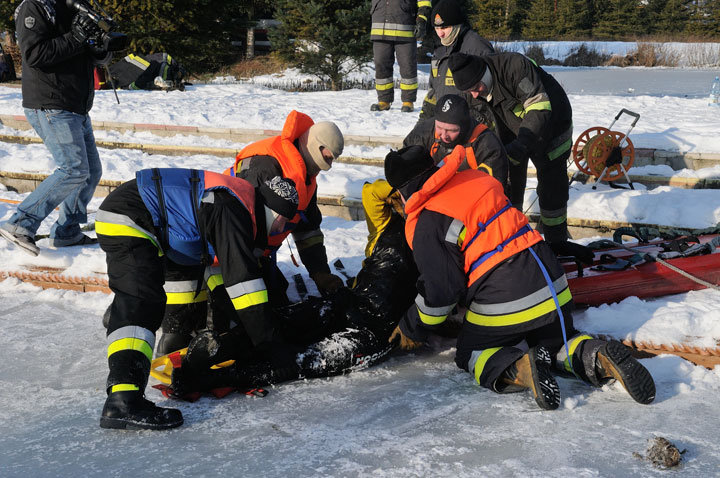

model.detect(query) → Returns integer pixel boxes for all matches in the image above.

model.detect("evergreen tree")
[656,0,692,34]
[471,0,513,38]
[556,0,594,38]
[592,0,642,38]
[1,0,22,43]
[522,0,558,39]
[269,0,371,91]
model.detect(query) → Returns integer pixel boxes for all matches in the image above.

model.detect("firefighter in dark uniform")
[370,0,432,112]
[95,168,299,430]
[418,0,494,124]
[385,145,656,410]
[404,94,509,193]
[156,111,346,356]
[448,51,595,263]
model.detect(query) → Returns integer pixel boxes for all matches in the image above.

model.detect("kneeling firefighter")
[385,145,656,410]
[95,168,299,430]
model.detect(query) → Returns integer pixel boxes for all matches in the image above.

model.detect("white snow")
[1,47,720,475]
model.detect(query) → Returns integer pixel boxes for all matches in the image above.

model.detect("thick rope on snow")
[0,269,110,293]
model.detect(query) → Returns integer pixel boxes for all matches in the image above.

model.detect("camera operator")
[1,0,113,255]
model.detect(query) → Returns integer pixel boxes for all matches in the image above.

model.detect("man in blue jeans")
[0,0,110,256]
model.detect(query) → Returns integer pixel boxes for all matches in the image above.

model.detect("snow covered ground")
[1,61,720,476]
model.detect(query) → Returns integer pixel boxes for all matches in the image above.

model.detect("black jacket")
[480,52,573,160]
[420,25,494,118]
[15,0,96,114]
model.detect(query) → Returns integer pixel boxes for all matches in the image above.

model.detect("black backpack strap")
[151,168,169,249]
[190,169,211,298]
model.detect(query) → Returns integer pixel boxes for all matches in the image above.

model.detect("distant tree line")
[1,0,718,79]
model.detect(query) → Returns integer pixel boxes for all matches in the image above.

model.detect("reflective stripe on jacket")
[370,0,423,42]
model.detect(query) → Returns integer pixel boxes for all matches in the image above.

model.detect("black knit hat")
[384,145,435,190]
[448,52,488,92]
[431,0,466,27]
[435,94,470,126]
[258,176,299,219]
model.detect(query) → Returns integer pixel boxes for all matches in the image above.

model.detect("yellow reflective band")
[418,14,428,21]
[108,337,153,362]
[564,334,594,372]
[231,290,269,310]
[417,305,447,325]
[95,221,162,254]
[295,235,324,251]
[457,227,467,247]
[166,290,208,305]
[400,82,418,90]
[206,274,224,291]
[418,0,432,7]
[431,68,438,77]
[478,163,493,176]
[466,287,573,327]
[526,101,552,112]
[111,384,140,393]
[474,347,502,384]
[375,82,394,91]
[129,54,150,67]
[540,213,567,227]
[547,138,572,161]
[371,29,415,38]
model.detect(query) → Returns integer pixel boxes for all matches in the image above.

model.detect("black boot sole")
[597,340,656,404]
[529,349,561,411]
[100,416,184,430]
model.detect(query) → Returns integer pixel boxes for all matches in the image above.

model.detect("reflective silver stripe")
[204,265,222,281]
[375,77,394,85]
[292,229,323,241]
[164,280,200,293]
[523,92,550,110]
[226,278,266,299]
[540,206,567,219]
[469,276,569,315]
[201,191,215,204]
[126,54,149,70]
[400,77,418,85]
[96,209,161,246]
[373,22,414,31]
[445,218,464,245]
[415,294,455,317]
[468,349,483,375]
[107,325,155,347]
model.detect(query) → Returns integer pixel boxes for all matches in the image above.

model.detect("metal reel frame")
[572,127,635,182]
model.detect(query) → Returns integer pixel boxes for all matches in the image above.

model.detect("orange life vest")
[224,110,317,248]
[405,146,542,286]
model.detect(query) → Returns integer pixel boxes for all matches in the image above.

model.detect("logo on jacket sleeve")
[24,16,36,29]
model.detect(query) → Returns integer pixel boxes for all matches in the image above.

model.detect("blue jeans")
[3,108,102,244]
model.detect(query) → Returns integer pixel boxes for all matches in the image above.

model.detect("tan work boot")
[370,101,391,111]
[596,340,656,404]
[496,347,560,410]
[401,102,414,112]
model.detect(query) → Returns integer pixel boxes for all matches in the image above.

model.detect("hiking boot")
[100,391,183,430]
[496,347,560,410]
[596,340,656,404]
[52,234,98,247]
[370,101,391,111]
[401,102,414,112]
[0,226,39,256]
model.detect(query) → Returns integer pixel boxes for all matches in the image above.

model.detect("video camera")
[66,0,128,52]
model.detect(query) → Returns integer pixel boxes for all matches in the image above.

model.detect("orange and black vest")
[405,146,542,286]
[224,110,317,249]
[430,123,493,174]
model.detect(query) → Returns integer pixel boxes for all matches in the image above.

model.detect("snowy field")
[1,58,720,476]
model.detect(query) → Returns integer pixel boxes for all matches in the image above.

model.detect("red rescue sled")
[564,234,720,306]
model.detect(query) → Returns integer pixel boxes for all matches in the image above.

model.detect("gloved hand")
[504,140,529,166]
[414,17,427,39]
[388,325,424,351]
[310,271,344,296]
[71,13,101,46]
[549,240,595,265]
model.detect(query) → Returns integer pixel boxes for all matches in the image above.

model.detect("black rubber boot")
[595,340,656,404]
[100,391,183,430]
[496,347,560,410]
[156,332,193,357]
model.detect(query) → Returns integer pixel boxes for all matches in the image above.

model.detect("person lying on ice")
[384,144,656,410]
[95,168,300,430]
[403,94,510,195]
[155,111,347,356]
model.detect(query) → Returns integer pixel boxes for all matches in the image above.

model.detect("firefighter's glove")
[505,140,529,166]
[387,190,405,216]
[389,325,424,351]
[550,240,595,265]
[71,13,101,46]
[414,17,427,39]
[310,271,344,296]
